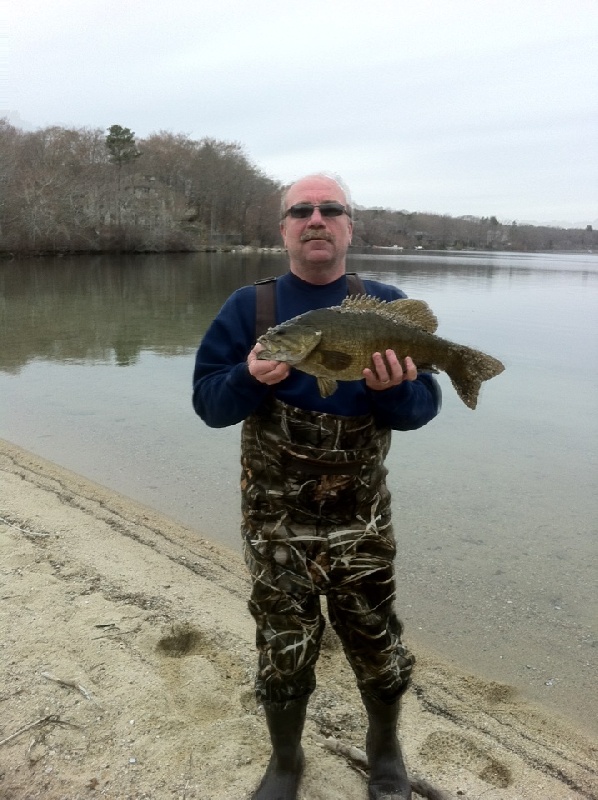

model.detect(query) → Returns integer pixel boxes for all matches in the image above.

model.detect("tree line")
[353,209,595,253]
[0,119,594,255]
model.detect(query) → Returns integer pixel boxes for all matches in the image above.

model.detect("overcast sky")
[5,0,598,226]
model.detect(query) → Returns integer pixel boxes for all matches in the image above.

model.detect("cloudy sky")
[5,0,598,226]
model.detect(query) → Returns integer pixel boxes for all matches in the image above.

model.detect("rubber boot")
[251,697,308,800]
[361,693,412,800]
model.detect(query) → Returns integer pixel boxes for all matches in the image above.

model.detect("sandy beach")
[1,438,596,800]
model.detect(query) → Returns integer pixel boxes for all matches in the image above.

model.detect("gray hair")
[280,173,353,219]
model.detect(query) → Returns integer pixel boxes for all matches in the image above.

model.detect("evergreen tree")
[105,124,141,166]
[105,125,141,230]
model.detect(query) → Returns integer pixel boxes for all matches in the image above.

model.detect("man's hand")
[247,343,291,385]
[363,351,417,391]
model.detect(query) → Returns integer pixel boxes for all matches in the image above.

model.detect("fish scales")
[257,295,504,409]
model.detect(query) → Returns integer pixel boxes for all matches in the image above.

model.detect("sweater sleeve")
[192,288,270,428]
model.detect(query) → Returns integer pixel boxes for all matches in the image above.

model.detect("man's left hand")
[363,351,417,391]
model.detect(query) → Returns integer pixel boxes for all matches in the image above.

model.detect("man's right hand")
[247,343,291,385]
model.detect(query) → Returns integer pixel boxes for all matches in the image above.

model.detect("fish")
[257,295,505,409]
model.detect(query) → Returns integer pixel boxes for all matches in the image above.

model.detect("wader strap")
[254,272,366,339]
[254,277,277,340]
[346,272,365,296]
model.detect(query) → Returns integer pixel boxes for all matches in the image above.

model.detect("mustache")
[301,229,333,242]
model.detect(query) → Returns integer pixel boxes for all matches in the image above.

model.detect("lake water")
[1,250,597,735]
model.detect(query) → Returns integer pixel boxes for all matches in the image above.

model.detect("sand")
[0,439,596,800]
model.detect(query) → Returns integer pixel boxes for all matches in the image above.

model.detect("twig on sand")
[41,671,94,701]
[317,735,455,800]
[0,714,60,747]
[92,624,141,640]
[317,734,369,769]
[0,516,51,537]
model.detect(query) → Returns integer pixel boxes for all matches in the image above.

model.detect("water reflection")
[349,251,598,291]
[352,249,598,272]
[2,250,596,374]
[0,252,287,372]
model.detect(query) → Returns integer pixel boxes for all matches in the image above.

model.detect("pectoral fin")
[319,349,353,370]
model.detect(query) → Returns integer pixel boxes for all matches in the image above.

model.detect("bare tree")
[0,121,591,255]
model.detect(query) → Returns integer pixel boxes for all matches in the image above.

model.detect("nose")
[307,207,325,226]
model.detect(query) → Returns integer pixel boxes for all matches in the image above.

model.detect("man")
[192,174,441,800]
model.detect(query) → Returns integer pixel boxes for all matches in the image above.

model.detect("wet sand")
[1,438,596,799]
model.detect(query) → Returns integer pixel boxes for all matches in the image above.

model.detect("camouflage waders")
[241,398,415,706]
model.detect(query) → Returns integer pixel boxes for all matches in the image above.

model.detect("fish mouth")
[301,230,333,242]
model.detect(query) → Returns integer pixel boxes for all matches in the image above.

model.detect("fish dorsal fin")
[388,298,438,332]
[339,294,438,333]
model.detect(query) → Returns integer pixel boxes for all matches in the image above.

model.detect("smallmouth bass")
[257,295,505,409]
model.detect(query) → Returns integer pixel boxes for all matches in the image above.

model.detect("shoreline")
[1,437,596,799]
[2,245,595,259]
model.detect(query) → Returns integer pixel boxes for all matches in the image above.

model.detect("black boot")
[251,697,307,800]
[361,693,412,800]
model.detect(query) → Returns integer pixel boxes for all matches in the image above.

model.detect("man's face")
[280,177,353,282]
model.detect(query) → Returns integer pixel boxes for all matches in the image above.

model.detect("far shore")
[2,245,595,260]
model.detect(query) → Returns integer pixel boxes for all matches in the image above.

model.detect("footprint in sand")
[419,730,512,788]
[155,621,238,723]
[156,621,203,658]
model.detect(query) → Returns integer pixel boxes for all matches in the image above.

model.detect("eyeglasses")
[282,202,352,220]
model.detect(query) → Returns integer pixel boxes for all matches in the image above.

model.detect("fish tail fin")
[445,346,505,409]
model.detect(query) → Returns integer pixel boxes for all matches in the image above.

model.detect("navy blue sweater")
[192,271,441,430]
